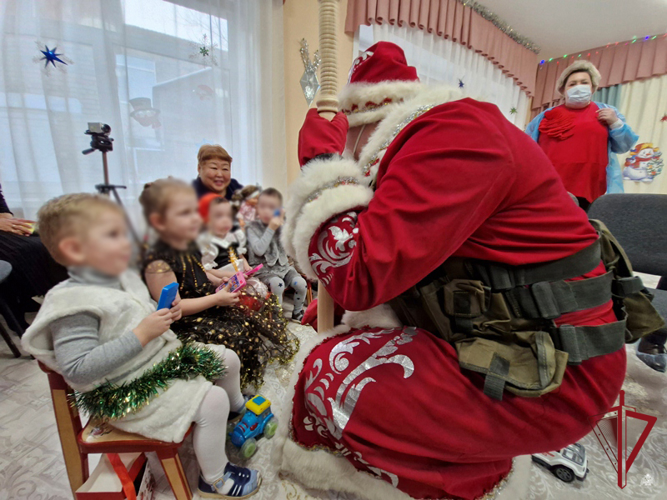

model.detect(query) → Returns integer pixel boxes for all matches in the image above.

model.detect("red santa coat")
[275,87,625,500]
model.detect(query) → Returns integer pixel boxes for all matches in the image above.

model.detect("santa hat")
[198,192,225,222]
[338,42,421,127]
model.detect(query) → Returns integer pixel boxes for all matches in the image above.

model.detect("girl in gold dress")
[140,178,298,388]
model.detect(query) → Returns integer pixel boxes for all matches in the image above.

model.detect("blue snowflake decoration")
[458,79,465,89]
[39,45,67,68]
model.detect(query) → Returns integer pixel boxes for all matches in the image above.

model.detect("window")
[0,0,283,221]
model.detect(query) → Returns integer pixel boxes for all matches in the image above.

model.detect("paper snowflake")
[510,107,518,115]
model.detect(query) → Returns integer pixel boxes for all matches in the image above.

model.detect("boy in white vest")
[22,193,261,499]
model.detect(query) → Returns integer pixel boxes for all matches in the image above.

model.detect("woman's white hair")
[556,60,602,95]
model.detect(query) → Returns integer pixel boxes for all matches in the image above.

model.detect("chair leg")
[0,299,25,338]
[51,389,89,495]
[156,448,192,500]
[0,320,20,358]
[306,281,313,306]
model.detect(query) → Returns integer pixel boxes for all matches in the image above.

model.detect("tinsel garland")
[460,1,540,54]
[74,344,224,421]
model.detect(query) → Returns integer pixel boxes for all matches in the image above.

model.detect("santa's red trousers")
[291,324,625,500]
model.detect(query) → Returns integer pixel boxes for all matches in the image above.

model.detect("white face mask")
[565,85,592,108]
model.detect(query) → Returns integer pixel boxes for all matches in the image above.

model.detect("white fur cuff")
[282,157,373,279]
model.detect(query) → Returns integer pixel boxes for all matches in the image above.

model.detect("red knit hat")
[339,42,421,127]
[198,192,224,223]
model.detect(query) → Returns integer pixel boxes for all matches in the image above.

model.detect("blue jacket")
[526,103,638,194]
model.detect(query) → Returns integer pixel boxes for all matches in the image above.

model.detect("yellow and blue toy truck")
[230,395,278,458]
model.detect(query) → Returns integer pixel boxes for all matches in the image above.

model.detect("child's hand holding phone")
[170,295,182,322]
[133,309,173,346]
[157,282,182,321]
[268,208,285,230]
[214,282,240,306]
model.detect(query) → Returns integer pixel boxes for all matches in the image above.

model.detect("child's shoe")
[291,309,304,323]
[198,463,261,498]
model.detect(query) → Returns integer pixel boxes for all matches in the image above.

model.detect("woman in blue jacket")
[526,60,638,211]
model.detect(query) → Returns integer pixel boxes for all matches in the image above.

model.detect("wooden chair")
[39,362,193,499]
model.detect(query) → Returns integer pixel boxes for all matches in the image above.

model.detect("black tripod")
[82,123,141,246]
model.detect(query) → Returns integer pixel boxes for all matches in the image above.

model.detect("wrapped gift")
[76,452,155,500]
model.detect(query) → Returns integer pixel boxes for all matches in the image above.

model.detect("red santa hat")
[338,41,421,127]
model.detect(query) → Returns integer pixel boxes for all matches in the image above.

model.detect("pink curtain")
[532,35,667,116]
[345,0,538,96]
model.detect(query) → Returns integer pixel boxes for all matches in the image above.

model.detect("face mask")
[565,85,592,108]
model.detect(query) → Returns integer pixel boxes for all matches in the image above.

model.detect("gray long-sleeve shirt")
[246,220,289,268]
[50,267,143,386]
[246,223,276,257]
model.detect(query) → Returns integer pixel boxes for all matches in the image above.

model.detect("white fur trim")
[356,85,467,183]
[342,304,402,329]
[272,323,412,500]
[339,81,424,128]
[272,321,532,500]
[282,156,373,280]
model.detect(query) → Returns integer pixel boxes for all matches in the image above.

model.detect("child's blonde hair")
[139,178,195,222]
[37,193,123,265]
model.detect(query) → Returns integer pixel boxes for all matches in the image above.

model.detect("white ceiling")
[479,0,667,59]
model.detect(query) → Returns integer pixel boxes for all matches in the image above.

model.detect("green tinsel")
[74,343,224,421]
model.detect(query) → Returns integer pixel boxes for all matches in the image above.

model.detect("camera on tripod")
[82,122,114,155]
[81,122,140,245]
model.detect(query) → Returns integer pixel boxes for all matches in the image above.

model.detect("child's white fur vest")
[23,270,217,442]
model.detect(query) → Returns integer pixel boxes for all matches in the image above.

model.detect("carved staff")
[315,0,339,332]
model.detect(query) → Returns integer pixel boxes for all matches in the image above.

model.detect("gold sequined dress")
[142,241,298,388]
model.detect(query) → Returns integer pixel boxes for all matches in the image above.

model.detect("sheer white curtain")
[357,24,530,129]
[0,0,285,223]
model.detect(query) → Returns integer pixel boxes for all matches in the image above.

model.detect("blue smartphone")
[157,282,179,310]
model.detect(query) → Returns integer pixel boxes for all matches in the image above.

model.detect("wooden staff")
[315,0,339,332]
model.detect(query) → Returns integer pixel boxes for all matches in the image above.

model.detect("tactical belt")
[392,239,628,372]
[554,321,626,365]
[471,239,602,291]
[468,239,626,364]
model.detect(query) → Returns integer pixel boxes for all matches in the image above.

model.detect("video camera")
[82,122,114,155]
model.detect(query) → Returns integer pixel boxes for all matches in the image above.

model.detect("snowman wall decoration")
[623,143,664,183]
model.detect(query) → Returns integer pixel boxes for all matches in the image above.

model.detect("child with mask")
[245,188,308,322]
[21,193,261,499]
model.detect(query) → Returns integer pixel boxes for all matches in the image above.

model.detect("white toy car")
[531,443,588,483]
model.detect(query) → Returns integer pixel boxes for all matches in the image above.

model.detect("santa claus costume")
[273,43,626,500]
